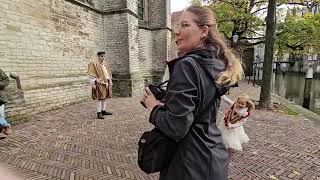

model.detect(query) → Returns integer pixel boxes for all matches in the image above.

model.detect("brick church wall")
[0,0,170,119]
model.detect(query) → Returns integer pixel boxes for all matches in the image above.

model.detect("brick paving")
[0,81,319,180]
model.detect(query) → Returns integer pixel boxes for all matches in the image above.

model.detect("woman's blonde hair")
[186,6,244,85]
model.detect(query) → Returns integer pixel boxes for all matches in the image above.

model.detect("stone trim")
[65,0,100,13]
[26,73,88,79]
[65,0,171,31]
[23,79,89,91]
[65,0,139,19]
[112,72,143,80]
[138,24,171,31]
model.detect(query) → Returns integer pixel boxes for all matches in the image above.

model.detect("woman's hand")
[141,87,159,112]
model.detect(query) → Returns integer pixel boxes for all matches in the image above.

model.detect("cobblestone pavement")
[0,81,319,180]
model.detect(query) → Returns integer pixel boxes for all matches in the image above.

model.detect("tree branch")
[251,0,267,6]
[241,36,264,40]
[221,31,230,39]
[286,2,310,6]
[292,40,308,48]
[218,0,236,7]
[252,3,283,14]
[247,29,265,36]
[245,40,265,46]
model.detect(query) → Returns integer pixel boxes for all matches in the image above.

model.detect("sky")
[171,0,190,13]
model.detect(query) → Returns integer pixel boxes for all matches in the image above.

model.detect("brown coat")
[87,60,112,99]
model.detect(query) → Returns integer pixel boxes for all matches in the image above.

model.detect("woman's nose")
[174,29,180,37]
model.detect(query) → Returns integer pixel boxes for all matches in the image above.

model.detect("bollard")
[257,67,260,82]
[276,62,281,74]
[253,64,256,86]
[302,65,313,109]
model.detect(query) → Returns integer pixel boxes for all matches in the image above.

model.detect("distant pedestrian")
[87,51,113,119]
[0,112,12,136]
[0,68,12,136]
[218,94,255,155]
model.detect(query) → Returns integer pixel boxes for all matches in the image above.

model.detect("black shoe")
[97,112,104,119]
[101,110,112,115]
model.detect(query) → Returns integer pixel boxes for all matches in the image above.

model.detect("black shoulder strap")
[182,54,221,119]
[186,54,230,96]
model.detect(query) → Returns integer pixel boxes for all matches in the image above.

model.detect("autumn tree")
[193,0,320,108]
[193,0,320,51]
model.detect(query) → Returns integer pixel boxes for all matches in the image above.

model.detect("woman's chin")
[176,47,183,53]
[177,47,187,54]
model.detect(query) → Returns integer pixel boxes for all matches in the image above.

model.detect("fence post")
[303,65,313,109]
[252,64,255,86]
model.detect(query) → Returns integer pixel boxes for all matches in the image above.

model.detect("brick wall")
[0,0,170,119]
[152,29,170,72]
[138,29,153,76]
[0,0,104,118]
[127,0,138,15]
[128,14,145,95]
[137,28,170,85]
[103,13,129,73]
[149,0,169,28]
[102,0,126,11]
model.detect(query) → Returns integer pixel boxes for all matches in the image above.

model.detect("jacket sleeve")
[149,59,199,142]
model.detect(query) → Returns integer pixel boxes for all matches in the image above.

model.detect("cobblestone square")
[0,82,319,179]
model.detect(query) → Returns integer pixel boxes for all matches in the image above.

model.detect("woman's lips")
[176,39,182,45]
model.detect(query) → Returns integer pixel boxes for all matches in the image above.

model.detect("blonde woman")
[141,6,243,180]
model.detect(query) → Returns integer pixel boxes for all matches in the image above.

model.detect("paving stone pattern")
[0,82,319,179]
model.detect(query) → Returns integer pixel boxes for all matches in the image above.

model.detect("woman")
[141,6,243,180]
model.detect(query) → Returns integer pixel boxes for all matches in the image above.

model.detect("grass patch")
[279,105,300,116]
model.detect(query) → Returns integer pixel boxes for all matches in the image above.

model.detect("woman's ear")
[201,25,209,39]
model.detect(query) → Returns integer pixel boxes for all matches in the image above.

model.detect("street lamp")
[231,33,239,48]
[232,33,239,43]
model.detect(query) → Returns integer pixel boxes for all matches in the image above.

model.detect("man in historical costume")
[87,51,113,119]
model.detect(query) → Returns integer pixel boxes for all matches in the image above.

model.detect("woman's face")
[175,11,206,54]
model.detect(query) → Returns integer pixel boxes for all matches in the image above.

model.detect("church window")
[138,0,150,21]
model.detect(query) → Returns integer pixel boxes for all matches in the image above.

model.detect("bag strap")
[185,54,222,117]
[187,54,231,97]
[158,80,168,88]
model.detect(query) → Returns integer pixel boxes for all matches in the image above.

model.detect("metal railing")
[246,62,263,86]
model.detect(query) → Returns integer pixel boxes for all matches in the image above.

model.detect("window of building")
[138,0,150,22]
[138,0,144,20]
[79,0,94,6]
